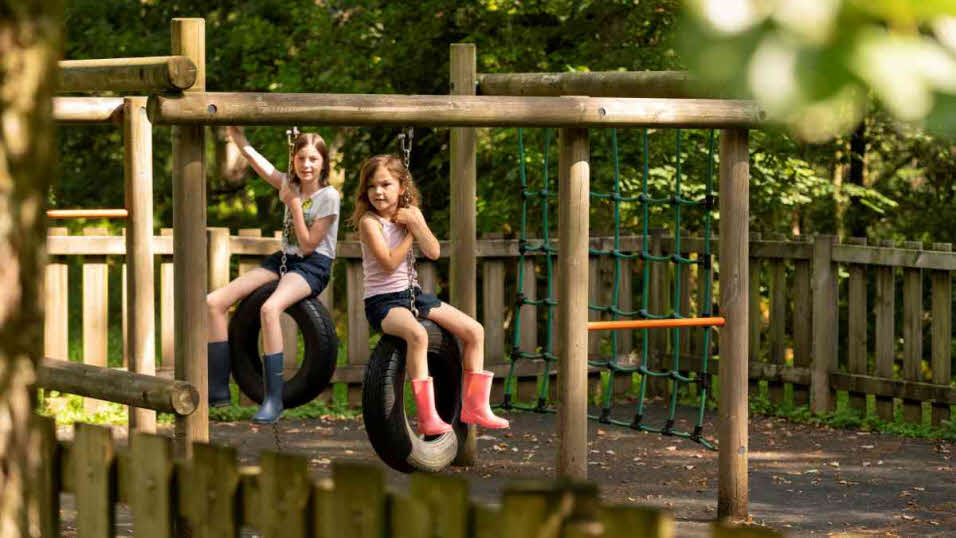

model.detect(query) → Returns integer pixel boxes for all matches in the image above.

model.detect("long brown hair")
[287,132,331,188]
[349,154,421,228]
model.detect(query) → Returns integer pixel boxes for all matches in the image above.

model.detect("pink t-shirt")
[361,213,419,298]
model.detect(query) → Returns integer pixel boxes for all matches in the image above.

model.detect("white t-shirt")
[280,184,340,258]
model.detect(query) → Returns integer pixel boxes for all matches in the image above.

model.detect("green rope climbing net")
[502,128,718,450]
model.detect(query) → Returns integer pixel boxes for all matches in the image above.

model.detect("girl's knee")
[464,319,484,345]
[407,323,428,347]
[206,292,227,315]
[259,301,281,322]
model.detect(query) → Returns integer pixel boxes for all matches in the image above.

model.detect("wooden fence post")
[930,242,952,426]
[791,235,812,406]
[874,239,897,421]
[845,237,868,417]
[901,240,924,424]
[482,251,507,366]
[811,234,837,414]
[748,232,762,400]
[717,128,749,520]
[83,226,109,414]
[160,228,175,379]
[44,227,70,361]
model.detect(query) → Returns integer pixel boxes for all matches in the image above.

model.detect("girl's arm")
[226,126,285,190]
[359,215,414,272]
[286,203,335,256]
[396,207,440,260]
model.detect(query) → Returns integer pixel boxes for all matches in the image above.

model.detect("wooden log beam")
[47,209,128,219]
[53,97,124,123]
[58,56,197,93]
[35,358,198,415]
[832,243,956,270]
[147,92,764,128]
[477,71,709,98]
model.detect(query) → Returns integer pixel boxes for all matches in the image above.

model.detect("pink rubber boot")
[461,370,509,429]
[410,377,453,435]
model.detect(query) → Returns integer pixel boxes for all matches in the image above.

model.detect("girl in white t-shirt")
[206,127,340,424]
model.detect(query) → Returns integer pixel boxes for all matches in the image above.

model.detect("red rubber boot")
[461,370,509,429]
[410,377,453,435]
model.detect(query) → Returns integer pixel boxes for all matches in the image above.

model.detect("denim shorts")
[364,287,441,332]
[261,251,333,298]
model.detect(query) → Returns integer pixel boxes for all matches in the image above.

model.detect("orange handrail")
[588,316,725,331]
[47,209,128,219]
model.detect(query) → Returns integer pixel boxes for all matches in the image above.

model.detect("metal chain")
[279,126,300,278]
[398,128,418,317]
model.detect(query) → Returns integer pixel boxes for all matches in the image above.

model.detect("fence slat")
[588,255,602,356]
[237,228,263,275]
[811,235,837,413]
[312,480,335,538]
[902,240,924,424]
[181,443,240,538]
[130,433,175,538]
[418,260,437,294]
[160,228,175,378]
[331,462,386,538]
[32,416,60,538]
[768,234,786,404]
[483,257,507,366]
[74,424,114,538]
[846,237,868,416]
[346,258,370,368]
[519,257,538,355]
[791,237,812,407]
[594,504,674,538]
[470,503,501,538]
[410,473,469,538]
[260,451,312,538]
[748,233,762,400]
[388,493,431,538]
[930,242,952,426]
[82,227,109,414]
[44,227,70,361]
[874,239,897,421]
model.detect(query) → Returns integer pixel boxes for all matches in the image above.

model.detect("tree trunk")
[0,2,62,536]
[845,120,867,238]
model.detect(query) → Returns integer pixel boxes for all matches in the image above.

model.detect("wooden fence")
[43,227,955,424]
[27,416,778,538]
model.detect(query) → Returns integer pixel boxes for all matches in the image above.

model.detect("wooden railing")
[43,227,955,425]
[27,416,778,538]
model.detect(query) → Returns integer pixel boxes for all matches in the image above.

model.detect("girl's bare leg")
[259,272,312,355]
[426,302,485,371]
[206,268,278,341]
[381,307,430,380]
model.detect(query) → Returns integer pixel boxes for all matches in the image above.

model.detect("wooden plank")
[845,237,868,416]
[44,227,69,361]
[519,257,538,355]
[717,128,749,520]
[31,416,61,538]
[54,96,124,124]
[483,257,507,365]
[791,242,812,407]
[470,503,501,538]
[501,481,599,537]
[418,261,437,294]
[312,480,335,538]
[125,95,157,433]
[346,258,370,365]
[182,443,239,538]
[874,239,897,421]
[617,257,634,360]
[237,229,263,275]
[259,452,312,538]
[477,70,703,98]
[160,228,175,378]
[171,17,208,458]
[748,232,762,403]
[148,92,766,128]
[901,240,924,424]
[207,227,231,291]
[59,56,197,92]
[830,372,956,405]
[588,255,602,357]
[47,208,128,219]
[811,235,836,414]
[594,504,674,538]
[387,493,431,538]
[647,230,666,397]
[930,242,952,426]
[129,433,175,538]
[768,234,786,404]
[409,473,469,538]
[557,127,590,480]
[331,462,386,538]
[74,424,114,538]
[750,240,814,260]
[46,234,171,255]
[832,243,956,270]
[82,227,109,414]
[678,258,692,360]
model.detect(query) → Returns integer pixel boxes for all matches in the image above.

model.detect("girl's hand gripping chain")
[279,178,299,207]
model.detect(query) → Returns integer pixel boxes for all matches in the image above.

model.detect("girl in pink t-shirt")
[351,154,509,435]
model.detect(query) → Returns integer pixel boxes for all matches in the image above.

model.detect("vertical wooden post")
[207,227,231,292]
[874,239,897,421]
[519,258,538,354]
[747,233,762,400]
[482,254,506,365]
[588,255,602,357]
[124,96,157,433]
[811,235,836,414]
[791,236,812,406]
[346,255,370,366]
[717,128,749,520]
[901,241,924,424]
[83,227,109,413]
[557,126,589,480]
[237,229,263,275]
[845,237,868,416]
[44,227,70,361]
[160,228,175,378]
[450,43,478,466]
[171,17,207,457]
[930,243,952,426]
[768,234,786,404]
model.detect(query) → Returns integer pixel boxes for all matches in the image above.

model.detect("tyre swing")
[361,128,467,473]
[229,126,339,410]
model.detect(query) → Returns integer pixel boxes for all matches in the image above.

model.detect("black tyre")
[229,280,338,408]
[362,319,466,473]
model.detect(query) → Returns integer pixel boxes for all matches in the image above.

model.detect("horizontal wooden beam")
[36,358,198,415]
[832,244,956,271]
[53,97,124,123]
[47,209,128,219]
[58,56,197,93]
[147,92,764,128]
[830,372,956,405]
[477,71,712,98]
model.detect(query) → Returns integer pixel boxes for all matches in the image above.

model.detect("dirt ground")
[58,402,954,537]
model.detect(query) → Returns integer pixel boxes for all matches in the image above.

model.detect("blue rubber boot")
[252,352,284,424]
[208,341,232,407]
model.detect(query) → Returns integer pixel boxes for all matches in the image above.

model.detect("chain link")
[398,127,418,317]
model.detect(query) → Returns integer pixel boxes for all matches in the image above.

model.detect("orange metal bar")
[588,316,725,331]
[47,209,128,219]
